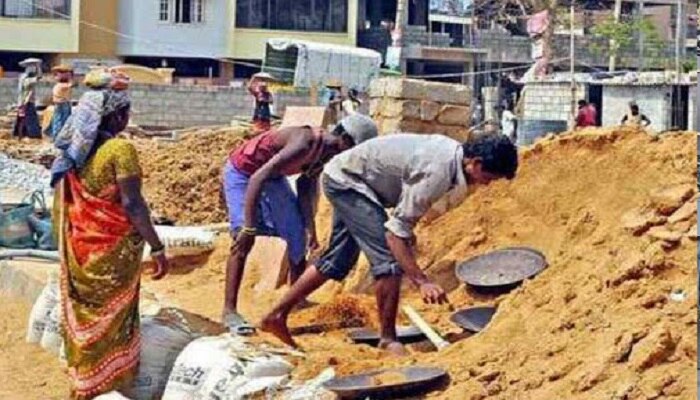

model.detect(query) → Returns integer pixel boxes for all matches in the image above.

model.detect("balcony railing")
[0,0,70,19]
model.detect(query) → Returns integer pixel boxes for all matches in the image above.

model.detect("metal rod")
[570,3,576,128]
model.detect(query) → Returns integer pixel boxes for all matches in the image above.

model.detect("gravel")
[0,152,52,195]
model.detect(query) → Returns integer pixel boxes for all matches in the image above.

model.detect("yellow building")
[0,0,358,77]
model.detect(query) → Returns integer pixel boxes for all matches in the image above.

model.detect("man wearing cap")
[222,114,379,335]
[262,134,519,354]
[13,58,42,139]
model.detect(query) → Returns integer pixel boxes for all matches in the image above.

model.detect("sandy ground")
[0,127,696,399]
[0,295,69,399]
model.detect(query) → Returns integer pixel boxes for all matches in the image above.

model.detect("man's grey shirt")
[323,134,468,239]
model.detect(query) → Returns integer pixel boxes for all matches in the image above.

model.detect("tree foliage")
[590,16,667,71]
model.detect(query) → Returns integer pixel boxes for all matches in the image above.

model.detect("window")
[174,0,203,23]
[159,0,169,21]
[1,0,70,19]
[236,0,347,33]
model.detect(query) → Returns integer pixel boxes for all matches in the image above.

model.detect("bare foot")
[378,340,408,357]
[260,313,298,348]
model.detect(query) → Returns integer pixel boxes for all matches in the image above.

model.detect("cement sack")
[40,301,63,356]
[122,315,195,400]
[161,336,232,400]
[163,335,293,400]
[143,226,216,260]
[282,368,336,400]
[26,272,59,343]
[94,391,131,400]
[196,335,292,399]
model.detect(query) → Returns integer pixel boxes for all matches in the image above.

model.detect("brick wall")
[522,82,586,122]
[601,86,671,132]
[0,79,313,128]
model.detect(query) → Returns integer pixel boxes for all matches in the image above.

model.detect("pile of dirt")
[152,127,696,399]
[133,126,251,225]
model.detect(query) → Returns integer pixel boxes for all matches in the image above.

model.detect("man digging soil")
[262,134,519,355]
[222,114,378,335]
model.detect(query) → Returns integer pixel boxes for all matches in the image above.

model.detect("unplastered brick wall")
[522,82,586,122]
[369,78,472,141]
[601,85,671,132]
[0,78,312,128]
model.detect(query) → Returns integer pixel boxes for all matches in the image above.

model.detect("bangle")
[151,249,165,258]
[240,226,257,236]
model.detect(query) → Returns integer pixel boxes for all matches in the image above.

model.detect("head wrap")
[50,88,131,187]
[110,72,130,91]
[84,68,113,89]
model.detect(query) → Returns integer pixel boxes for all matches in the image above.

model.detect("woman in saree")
[51,70,169,399]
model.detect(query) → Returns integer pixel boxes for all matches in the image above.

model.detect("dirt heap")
[133,126,251,225]
[149,127,696,399]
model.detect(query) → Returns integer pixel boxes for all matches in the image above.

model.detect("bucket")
[517,119,568,146]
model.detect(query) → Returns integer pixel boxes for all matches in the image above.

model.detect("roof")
[523,71,695,87]
[267,38,382,60]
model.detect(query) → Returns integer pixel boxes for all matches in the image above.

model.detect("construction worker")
[248,73,275,134]
[222,114,378,335]
[261,134,519,354]
[49,65,75,139]
[621,102,651,128]
[13,58,42,139]
[575,100,597,129]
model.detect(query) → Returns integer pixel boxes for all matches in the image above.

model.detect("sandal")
[223,312,256,336]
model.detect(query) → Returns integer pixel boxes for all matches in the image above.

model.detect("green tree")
[590,16,667,71]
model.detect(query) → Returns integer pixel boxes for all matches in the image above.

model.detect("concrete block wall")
[369,78,472,141]
[522,82,586,122]
[0,79,313,128]
[601,85,671,132]
[689,86,697,132]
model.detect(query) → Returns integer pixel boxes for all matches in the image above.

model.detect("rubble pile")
[145,127,696,399]
[134,126,251,225]
[0,153,51,193]
[369,78,473,141]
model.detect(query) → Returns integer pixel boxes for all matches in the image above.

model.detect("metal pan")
[348,326,426,346]
[455,247,547,288]
[323,366,447,400]
[450,306,497,333]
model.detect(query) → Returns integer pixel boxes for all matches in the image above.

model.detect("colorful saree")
[56,138,144,399]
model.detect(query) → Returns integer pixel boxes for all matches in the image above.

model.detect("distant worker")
[499,104,518,143]
[261,134,519,354]
[341,88,362,118]
[575,100,597,129]
[49,65,74,139]
[471,98,484,127]
[248,73,275,134]
[621,101,651,128]
[324,81,344,125]
[221,114,378,335]
[13,58,42,139]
